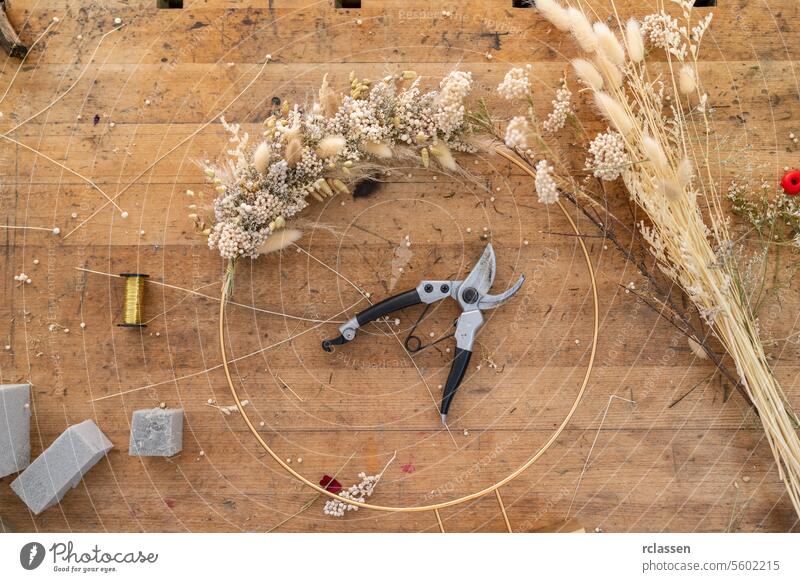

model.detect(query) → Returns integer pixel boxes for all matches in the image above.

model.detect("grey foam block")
[10,420,113,515]
[0,383,31,478]
[128,408,183,457]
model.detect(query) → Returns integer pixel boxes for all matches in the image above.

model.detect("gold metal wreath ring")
[218,148,599,523]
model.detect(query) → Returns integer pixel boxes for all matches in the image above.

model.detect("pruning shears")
[322,244,525,424]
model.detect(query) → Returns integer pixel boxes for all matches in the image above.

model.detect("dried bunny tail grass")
[642,135,669,173]
[567,8,597,54]
[679,65,697,95]
[429,142,457,171]
[362,141,393,159]
[282,123,302,143]
[536,0,572,32]
[677,157,694,187]
[572,58,604,91]
[257,228,302,255]
[318,73,340,117]
[316,135,346,159]
[688,336,709,360]
[594,92,633,135]
[593,21,625,65]
[253,141,271,173]
[285,137,303,167]
[625,19,644,63]
[593,54,623,89]
[658,178,683,202]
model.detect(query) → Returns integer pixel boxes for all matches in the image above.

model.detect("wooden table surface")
[1,0,799,533]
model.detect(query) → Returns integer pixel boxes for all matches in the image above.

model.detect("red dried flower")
[319,475,342,494]
[781,170,800,196]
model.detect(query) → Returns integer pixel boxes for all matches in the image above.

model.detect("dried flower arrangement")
[522,0,800,516]
[201,0,800,520]
[322,452,396,518]
[196,69,477,269]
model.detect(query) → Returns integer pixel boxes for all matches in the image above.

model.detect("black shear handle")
[440,347,472,417]
[355,288,421,326]
[322,288,421,351]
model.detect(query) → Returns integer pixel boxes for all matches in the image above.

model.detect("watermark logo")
[20,542,46,570]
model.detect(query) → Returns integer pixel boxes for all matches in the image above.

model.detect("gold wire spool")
[118,273,149,328]
[218,148,600,530]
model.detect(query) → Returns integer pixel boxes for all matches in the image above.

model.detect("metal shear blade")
[457,244,524,311]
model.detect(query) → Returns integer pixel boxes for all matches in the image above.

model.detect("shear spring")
[403,304,455,354]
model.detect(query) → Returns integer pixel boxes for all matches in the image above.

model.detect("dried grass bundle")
[545,0,800,516]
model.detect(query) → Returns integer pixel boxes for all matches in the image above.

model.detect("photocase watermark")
[20,542,46,570]
[18,540,158,574]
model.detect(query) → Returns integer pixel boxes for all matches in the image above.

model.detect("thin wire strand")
[0,18,60,105]
[88,298,364,403]
[4,25,125,135]
[62,56,276,240]
[566,395,636,519]
[75,266,341,323]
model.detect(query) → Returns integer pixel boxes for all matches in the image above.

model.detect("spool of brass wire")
[118,273,149,328]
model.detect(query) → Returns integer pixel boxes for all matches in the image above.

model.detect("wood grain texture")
[0,0,799,533]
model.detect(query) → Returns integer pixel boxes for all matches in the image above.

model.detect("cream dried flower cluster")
[542,78,573,134]
[202,70,476,260]
[497,66,532,101]
[493,64,572,205]
[504,116,532,150]
[323,471,380,517]
[586,130,628,181]
[534,160,559,204]
[641,12,681,53]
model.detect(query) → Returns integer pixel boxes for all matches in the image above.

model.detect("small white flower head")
[504,116,532,149]
[543,78,572,134]
[434,70,473,137]
[641,12,681,52]
[497,67,531,101]
[586,130,628,181]
[534,159,559,204]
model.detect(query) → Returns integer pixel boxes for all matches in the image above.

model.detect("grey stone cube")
[128,408,183,457]
[10,420,112,515]
[0,383,31,478]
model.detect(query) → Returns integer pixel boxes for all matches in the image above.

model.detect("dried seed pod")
[316,179,333,197]
[331,178,349,194]
[429,142,457,171]
[253,142,271,173]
